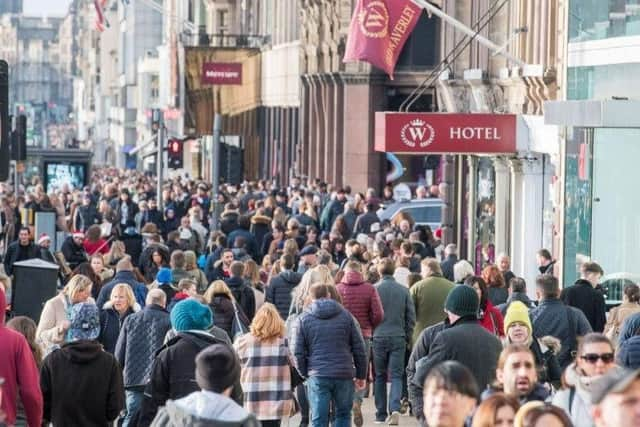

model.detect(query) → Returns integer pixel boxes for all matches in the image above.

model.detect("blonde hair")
[250,303,285,341]
[203,280,234,303]
[105,241,127,265]
[64,274,93,301]
[110,283,136,308]
[283,238,298,256]
[244,259,260,285]
[293,264,335,310]
[184,250,198,270]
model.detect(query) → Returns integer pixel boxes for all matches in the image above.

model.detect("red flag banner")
[343,0,423,79]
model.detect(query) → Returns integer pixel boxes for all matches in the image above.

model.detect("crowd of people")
[0,168,639,427]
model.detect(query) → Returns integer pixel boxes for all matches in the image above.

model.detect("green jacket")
[410,275,454,345]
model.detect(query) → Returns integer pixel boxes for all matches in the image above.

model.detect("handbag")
[230,301,249,341]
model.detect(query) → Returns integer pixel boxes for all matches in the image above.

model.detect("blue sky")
[23,0,71,16]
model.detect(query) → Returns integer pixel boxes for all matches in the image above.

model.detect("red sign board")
[375,112,517,154]
[201,62,242,85]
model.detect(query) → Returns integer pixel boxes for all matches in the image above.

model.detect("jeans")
[306,377,355,427]
[354,337,371,404]
[372,336,406,420]
[123,389,144,427]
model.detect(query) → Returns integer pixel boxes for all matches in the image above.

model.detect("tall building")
[0,0,23,15]
[545,0,640,293]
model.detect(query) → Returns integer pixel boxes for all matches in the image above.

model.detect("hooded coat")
[40,340,125,426]
[0,289,43,427]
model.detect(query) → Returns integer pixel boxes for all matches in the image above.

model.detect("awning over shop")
[375,112,518,154]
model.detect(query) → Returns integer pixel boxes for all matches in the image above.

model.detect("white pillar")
[510,157,544,299]
[493,156,511,258]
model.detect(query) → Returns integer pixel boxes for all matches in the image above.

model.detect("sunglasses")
[581,353,615,364]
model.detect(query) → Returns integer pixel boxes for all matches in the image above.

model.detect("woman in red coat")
[464,276,505,337]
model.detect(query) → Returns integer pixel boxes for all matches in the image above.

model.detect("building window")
[217,9,228,31]
[396,13,440,69]
[569,0,640,42]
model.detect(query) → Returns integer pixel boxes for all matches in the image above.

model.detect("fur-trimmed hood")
[250,214,271,225]
[102,301,142,313]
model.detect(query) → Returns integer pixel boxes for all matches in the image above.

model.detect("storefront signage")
[375,112,517,154]
[201,62,242,85]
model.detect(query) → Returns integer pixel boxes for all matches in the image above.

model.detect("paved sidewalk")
[289,395,417,426]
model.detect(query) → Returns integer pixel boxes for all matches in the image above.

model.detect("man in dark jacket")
[353,199,381,236]
[531,274,592,369]
[480,344,550,405]
[561,261,607,332]
[294,283,367,427]
[319,189,346,232]
[536,248,556,275]
[266,254,302,319]
[40,302,125,426]
[497,277,537,315]
[60,232,88,270]
[115,289,172,427]
[74,193,101,232]
[138,299,243,426]
[411,286,502,425]
[97,257,148,308]
[372,259,416,424]
[208,248,234,282]
[4,227,39,276]
[227,215,258,260]
[224,261,256,321]
[439,244,458,282]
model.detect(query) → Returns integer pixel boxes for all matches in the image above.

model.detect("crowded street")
[2,0,640,427]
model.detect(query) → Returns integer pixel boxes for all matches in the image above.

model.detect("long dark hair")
[7,316,43,367]
[72,262,103,298]
[464,276,488,310]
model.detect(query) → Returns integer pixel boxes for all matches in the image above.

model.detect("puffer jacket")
[552,363,621,427]
[115,304,172,388]
[294,298,367,380]
[618,335,640,369]
[266,270,302,319]
[97,270,148,308]
[336,270,384,338]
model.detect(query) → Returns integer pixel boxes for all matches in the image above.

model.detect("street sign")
[375,112,517,154]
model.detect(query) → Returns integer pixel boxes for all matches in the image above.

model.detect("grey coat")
[373,276,415,340]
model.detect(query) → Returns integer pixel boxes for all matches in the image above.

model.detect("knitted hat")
[67,302,100,342]
[504,301,532,335]
[444,285,479,318]
[170,299,213,332]
[38,233,51,245]
[156,267,173,284]
[195,344,240,393]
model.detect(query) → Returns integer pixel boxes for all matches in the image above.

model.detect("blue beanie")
[156,267,173,284]
[170,299,213,332]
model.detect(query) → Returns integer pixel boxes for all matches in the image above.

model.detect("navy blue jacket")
[227,228,258,260]
[294,298,367,380]
[97,270,148,308]
[619,335,640,369]
[98,304,137,354]
[114,304,171,388]
[266,270,302,319]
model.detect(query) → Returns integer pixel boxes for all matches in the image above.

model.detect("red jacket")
[336,271,384,338]
[480,300,505,337]
[0,289,43,426]
[83,238,110,256]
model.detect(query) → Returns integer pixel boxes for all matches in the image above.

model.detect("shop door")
[591,129,640,302]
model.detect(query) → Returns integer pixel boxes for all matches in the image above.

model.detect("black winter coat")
[40,340,125,427]
[440,255,458,282]
[561,279,607,332]
[75,204,101,231]
[412,318,502,424]
[99,305,137,354]
[209,294,236,339]
[138,331,243,427]
[266,270,302,319]
[115,304,171,388]
[60,236,88,269]
[3,241,39,275]
[225,277,256,321]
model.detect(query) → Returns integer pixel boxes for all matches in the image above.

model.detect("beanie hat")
[195,344,240,393]
[67,302,101,342]
[444,285,479,318]
[38,233,51,245]
[170,298,213,332]
[504,301,532,335]
[156,267,173,284]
